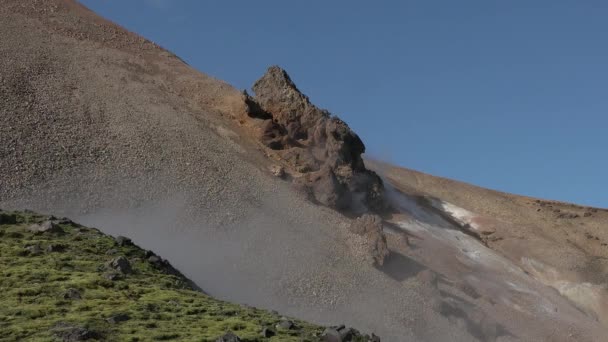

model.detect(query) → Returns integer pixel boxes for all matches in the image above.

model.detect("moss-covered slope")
[0,210,337,341]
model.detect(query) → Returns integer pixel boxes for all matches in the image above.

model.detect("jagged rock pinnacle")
[249,66,385,212]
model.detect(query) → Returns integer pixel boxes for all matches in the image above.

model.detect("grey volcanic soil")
[1,1,607,341]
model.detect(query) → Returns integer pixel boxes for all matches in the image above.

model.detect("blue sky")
[81,1,607,207]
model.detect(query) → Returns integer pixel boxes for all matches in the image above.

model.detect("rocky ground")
[1,1,607,341]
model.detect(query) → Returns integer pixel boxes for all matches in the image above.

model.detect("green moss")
[0,211,324,341]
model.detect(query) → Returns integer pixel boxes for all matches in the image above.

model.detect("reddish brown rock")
[250,66,384,212]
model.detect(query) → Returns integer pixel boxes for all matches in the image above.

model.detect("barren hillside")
[370,160,608,324]
[1,1,607,341]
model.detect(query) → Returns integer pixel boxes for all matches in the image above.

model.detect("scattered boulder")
[114,236,133,247]
[25,244,43,256]
[215,332,241,342]
[276,319,294,330]
[370,334,381,342]
[52,323,100,341]
[46,244,67,253]
[148,255,161,263]
[105,249,119,255]
[321,325,379,342]
[104,272,121,281]
[106,313,130,324]
[28,220,64,234]
[0,212,17,225]
[338,327,356,341]
[261,327,276,338]
[557,212,580,219]
[321,327,342,342]
[149,255,176,272]
[62,288,82,300]
[350,214,390,266]
[107,256,132,274]
[249,66,385,212]
[54,217,75,225]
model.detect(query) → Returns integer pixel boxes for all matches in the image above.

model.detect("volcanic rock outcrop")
[245,66,384,213]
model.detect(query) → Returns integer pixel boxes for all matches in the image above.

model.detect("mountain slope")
[1,2,428,340]
[2,1,608,341]
[369,160,608,326]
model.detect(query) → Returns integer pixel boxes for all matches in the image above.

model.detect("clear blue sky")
[81,0,607,208]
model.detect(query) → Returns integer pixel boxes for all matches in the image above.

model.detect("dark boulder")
[106,313,130,324]
[114,236,133,247]
[322,325,381,342]
[107,256,132,274]
[52,323,100,341]
[62,288,82,300]
[46,244,67,253]
[321,327,342,342]
[0,212,17,225]
[54,217,75,225]
[261,327,276,338]
[148,255,162,265]
[215,332,241,342]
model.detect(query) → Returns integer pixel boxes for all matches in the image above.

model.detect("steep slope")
[0,1,431,341]
[0,0,254,220]
[1,1,607,341]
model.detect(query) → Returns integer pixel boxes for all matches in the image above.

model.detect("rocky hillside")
[2,1,608,341]
[0,0,382,221]
[0,209,377,342]
[369,159,608,328]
